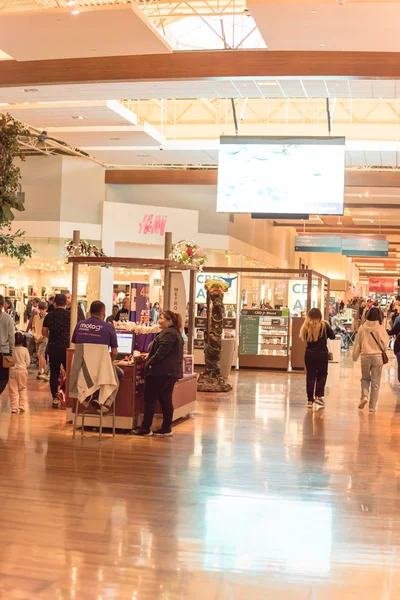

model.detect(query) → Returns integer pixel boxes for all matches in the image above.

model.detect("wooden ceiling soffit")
[3,51,400,87]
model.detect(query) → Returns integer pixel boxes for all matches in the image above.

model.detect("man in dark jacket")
[131,310,183,437]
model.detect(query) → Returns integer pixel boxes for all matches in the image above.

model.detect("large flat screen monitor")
[217,136,345,216]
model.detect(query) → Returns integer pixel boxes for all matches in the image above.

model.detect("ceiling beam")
[4,51,400,88]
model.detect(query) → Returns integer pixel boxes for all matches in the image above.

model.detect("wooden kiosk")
[65,247,197,431]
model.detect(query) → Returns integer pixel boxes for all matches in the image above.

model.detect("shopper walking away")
[0,295,15,398]
[32,301,49,380]
[300,308,335,409]
[353,306,389,412]
[131,310,184,437]
[9,332,30,414]
[42,294,71,409]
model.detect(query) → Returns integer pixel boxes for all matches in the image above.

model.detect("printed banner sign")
[295,234,341,253]
[369,278,395,293]
[130,282,150,323]
[288,280,319,313]
[196,273,237,304]
[169,272,187,320]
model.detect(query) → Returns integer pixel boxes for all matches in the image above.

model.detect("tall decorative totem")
[197,279,232,392]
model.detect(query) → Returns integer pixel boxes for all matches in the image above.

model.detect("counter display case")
[239,309,290,370]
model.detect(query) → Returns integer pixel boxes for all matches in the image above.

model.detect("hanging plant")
[0,224,34,264]
[65,239,105,258]
[169,239,206,270]
[0,113,30,223]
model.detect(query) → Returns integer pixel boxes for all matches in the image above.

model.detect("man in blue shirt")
[72,301,118,359]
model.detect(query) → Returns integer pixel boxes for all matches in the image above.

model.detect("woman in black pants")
[300,308,335,410]
[131,310,184,437]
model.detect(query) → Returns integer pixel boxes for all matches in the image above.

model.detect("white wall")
[106,184,228,235]
[60,157,105,225]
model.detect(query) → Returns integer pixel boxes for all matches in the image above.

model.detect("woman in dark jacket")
[388,319,400,382]
[131,310,183,437]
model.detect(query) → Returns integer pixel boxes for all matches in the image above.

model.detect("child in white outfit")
[9,332,30,413]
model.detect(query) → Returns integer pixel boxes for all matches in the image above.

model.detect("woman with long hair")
[131,310,184,437]
[353,306,389,412]
[300,308,335,409]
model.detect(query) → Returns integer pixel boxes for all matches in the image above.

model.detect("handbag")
[2,354,15,369]
[370,331,389,365]
[324,325,334,361]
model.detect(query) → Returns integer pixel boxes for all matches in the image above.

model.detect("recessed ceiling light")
[72,115,84,119]
[71,9,80,15]
[320,43,325,47]
[258,81,278,87]
[110,137,121,140]
[311,9,316,13]
[67,0,76,4]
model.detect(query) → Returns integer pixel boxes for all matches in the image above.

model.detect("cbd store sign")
[195,273,238,304]
[288,280,319,312]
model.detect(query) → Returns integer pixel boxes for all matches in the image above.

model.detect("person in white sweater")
[9,332,30,413]
[353,307,389,412]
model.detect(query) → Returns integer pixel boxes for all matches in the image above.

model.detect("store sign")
[195,273,238,304]
[288,280,318,313]
[195,317,207,328]
[369,278,395,293]
[194,339,205,349]
[169,272,186,318]
[295,234,341,253]
[342,235,388,257]
[138,214,168,236]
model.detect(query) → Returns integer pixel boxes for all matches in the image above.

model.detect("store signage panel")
[195,317,207,328]
[131,282,150,323]
[295,234,341,253]
[138,214,168,236]
[369,278,395,293]
[242,309,282,316]
[342,236,388,257]
[223,318,236,329]
[169,272,186,319]
[196,273,238,304]
[288,280,318,313]
[239,315,259,355]
[194,339,205,349]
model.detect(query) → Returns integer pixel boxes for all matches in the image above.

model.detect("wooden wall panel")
[106,169,400,188]
[345,170,400,187]
[105,169,218,185]
[3,51,400,87]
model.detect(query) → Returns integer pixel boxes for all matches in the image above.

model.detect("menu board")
[239,315,259,355]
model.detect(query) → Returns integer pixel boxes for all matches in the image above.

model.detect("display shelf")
[239,309,290,370]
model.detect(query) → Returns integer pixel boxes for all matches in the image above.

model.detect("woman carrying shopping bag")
[353,306,389,412]
[300,308,335,409]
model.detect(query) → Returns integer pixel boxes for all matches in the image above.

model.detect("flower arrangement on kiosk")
[169,240,206,269]
[197,278,232,393]
[65,239,105,258]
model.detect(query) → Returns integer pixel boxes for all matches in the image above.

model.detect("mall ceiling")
[1,0,400,277]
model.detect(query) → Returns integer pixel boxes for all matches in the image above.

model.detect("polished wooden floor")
[2,354,400,599]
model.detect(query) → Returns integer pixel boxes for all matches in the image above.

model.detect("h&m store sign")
[195,273,238,304]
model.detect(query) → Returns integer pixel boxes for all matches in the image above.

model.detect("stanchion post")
[70,230,80,343]
[163,232,172,311]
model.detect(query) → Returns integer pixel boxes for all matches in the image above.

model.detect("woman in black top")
[131,310,184,437]
[300,308,335,409]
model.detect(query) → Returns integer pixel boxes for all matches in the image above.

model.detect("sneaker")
[96,406,110,414]
[315,397,325,407]
[358,397,368,410]
[369,407,376,413]
[18,407,25,413]
[11,409,18,414]
[130,427,153,437]
[39,374,49,382]
[153,428,174,437]
[36,373,42,380]
[52,399,59,409]
[307,401,314,409]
